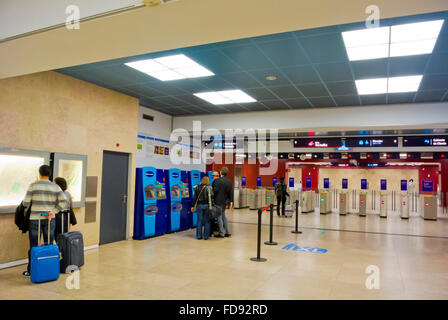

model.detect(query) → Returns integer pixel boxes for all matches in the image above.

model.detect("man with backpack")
[275,177,289,217]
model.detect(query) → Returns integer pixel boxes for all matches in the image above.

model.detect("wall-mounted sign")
[293,138,342,148]
[289,177,294,188]
[401,180,407,191]
[272,177,278,187]
[342,179,348,189]
[323,178,330,189]
[403,136,448,147]
[361,179,368,190]
[422,180,434,192]
[380,179,387,191]
[346,137,398,147]
[306,178,312,189]
[241,176,246,187]
[256,176,262,187]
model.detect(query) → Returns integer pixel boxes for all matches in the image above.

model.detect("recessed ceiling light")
[265,75,277,81]
[387,75,422,93]
[194,90,256,105]
[125,54,214,81]
[342,19,444,61]
[355,75,423,95]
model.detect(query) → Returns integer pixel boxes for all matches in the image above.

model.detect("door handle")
[122,194,128,204]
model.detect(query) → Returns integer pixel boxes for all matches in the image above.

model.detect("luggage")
[285,204,293,218]
[30,214,60,283]
[57,210,84,274]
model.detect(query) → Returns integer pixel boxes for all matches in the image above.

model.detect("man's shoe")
[22,271,30,277]
[197,237,203,240]
[225,234,231,237]
[214,234,224,238]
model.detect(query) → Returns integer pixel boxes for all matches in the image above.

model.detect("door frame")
[99,150,134,243]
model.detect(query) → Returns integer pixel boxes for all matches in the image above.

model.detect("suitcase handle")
[61,207,70,234]
[38,213,51,246]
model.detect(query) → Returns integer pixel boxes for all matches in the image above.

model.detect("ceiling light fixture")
[342,19,444,61]
[125,54,214,81]
[355,75,423,95]
[265,75,277,81]
[194,90,257,105]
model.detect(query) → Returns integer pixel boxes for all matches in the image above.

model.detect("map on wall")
[58,159,83,202]
[0,155,44,208]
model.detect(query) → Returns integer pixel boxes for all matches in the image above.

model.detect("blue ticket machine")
[208,171,216,186]
[166,168,183,233]
[133,167,168,240]
[189,170,202,227]
[180,171,192,231]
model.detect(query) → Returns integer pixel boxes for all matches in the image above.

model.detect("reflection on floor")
[1,208,447,300]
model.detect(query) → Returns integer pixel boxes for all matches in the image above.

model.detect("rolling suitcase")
[285,204,293,218]
[57,210,84,274]
[30,214,60,283]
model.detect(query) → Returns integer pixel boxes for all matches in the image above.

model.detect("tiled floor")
[1,208,447,300]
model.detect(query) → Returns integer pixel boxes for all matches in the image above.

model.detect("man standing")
[275,177,289,216]
[212,167,233,238]
[22,165,68,277]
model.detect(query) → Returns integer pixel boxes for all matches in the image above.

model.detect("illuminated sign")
[403,136,448,147]
[346,137,398,147]
[293,138,342,148]
[145,171,155,177]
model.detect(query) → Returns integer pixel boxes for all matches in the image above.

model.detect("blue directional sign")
[282,243,328,254]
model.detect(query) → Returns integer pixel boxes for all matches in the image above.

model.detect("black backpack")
[275,183,285,197]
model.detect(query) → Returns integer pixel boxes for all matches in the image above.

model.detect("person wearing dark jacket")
[212,167,234,238]
[191,176,214,240]
[54,177,77,239]
[275,177,290,216]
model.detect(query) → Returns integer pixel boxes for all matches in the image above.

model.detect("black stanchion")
[250,208,267,262]
[291,199,302,234]
[264,204,278,245]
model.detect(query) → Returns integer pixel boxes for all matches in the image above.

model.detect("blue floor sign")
[282,243,328,254]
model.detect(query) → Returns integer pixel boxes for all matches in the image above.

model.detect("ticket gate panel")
[301,191,315,213]
[241,188,248,208]
[249,189,257,210]
[320,191,332,214]
[421,195,437,220]
[400,194,409,219]
[380,193,387,218]
[234,188,241,208]
[359,193,367,216]
[339,192,348,215]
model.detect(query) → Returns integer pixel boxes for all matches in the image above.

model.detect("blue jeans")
[27,219,56,272]
[217,207,229,236]
[196,204,211,240]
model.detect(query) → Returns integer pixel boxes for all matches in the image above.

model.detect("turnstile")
[289,188,300,207]
[256,189,265,208]
[265,188,275,207]
[240,188,248,208]
[400,194,409,219]
[420,195,437,220]
[301,191,315,213]
[379,193,387,218]
[359,193,367,216]
[234,188,241,209]
[249,189,258,210]
[319,191,332,214]
[339,192,348,215]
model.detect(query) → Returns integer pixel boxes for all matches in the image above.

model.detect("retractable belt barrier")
[291,199,302,234]
[264,204,277,246]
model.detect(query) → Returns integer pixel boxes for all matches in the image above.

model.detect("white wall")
[173,102,448,133]
[136,106,205,171]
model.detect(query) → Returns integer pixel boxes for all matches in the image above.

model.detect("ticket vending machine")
[166,168,183,233]
[133,167,168,240]
[208,171,215,186]
[188,170,202,227]
[420,195,437,220]
[179,171,193,231]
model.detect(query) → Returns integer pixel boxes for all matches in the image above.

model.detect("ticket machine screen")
[144,185,156,201]
[156,184,166,199]
[181,184,190,198]
[171,185,180,198]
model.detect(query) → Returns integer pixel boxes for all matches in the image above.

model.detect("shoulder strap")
[193,185,206,209]
[207,185,213,210]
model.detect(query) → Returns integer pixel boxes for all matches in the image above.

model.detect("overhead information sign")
[403,136,448,147]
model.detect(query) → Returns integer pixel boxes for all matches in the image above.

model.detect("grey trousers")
[217,207,229,236]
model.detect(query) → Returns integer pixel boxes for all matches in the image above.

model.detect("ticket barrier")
[420,195,437,220]
[133,166,168,240]
[249,189,258,210]
[234,188,241,209]
[257,188,266,208]
[289,188,300,207]
[319,190,332,214]
[379,193,387,218]
[339,192,348,215]
[265,188,276,207]
[359,193,367,217]
[301,191,315,213]
[241,188,249,208]
[400,194,409,219]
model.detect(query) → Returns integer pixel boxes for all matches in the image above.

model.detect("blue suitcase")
[30,214,60,283]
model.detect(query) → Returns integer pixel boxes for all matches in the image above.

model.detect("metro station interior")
[0,0,448,301]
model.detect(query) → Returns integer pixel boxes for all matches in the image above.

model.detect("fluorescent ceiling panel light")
[346,44,389,61]
[355,78,388,95]
[342,26,390,47]
[125,54,214,81]
[342,19,444,60]
[194,90,257,105]
[390,39,437,57]
[387,75,422,93]
[391,20,444,43]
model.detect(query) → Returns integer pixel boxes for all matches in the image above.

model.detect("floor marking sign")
[282,243,328,254]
